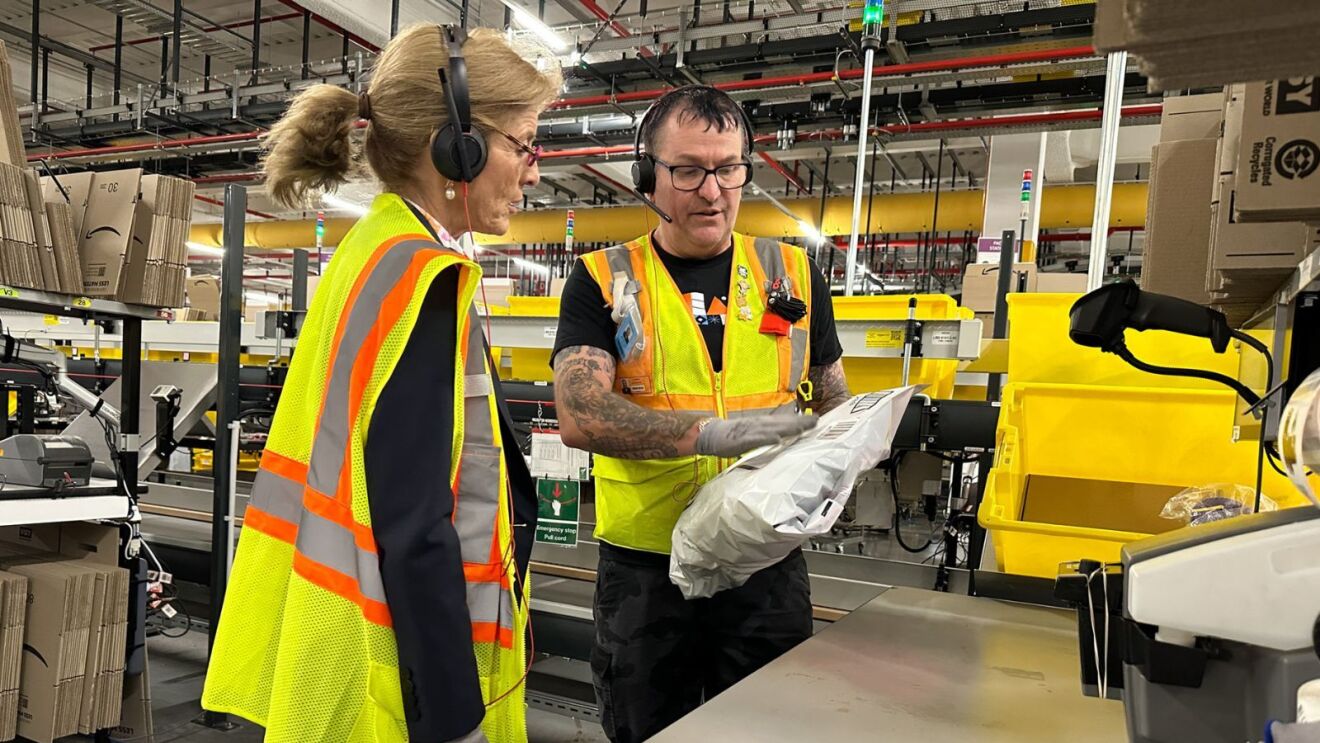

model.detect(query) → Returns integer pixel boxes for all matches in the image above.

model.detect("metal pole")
[844,46,877,296]
[301,11,311,80]
[28,0,37,110]
[1087,51,1127,290]
[391,0,401,37]
[210,184,246,659]
[171,0,182,90]
[986,229,1015,402]
[250,0,262,85]
[113,15,123,120]
[292,249,309,311]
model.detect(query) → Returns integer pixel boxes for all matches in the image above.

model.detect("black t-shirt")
[552,235,843,373]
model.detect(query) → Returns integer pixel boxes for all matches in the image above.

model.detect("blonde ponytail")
[262,84,361,209]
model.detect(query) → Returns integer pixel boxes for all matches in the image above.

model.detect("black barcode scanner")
[1069,280,1233,354]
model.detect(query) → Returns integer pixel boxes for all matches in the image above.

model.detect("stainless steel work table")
[651,587,1126,742]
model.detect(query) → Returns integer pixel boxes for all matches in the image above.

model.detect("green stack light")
[863,0,884,28]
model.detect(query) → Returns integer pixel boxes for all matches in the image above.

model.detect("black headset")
[630,86,756,194]
[431,25,488,183]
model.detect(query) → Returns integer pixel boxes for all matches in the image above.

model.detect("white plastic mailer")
[669,386,918,599]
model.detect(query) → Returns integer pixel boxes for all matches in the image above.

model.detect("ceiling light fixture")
[498,0,569,52]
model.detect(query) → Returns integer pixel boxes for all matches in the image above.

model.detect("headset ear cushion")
[631,156,656,194]
[430,124,489,182]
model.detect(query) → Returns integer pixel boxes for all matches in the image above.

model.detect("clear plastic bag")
[1159,483,1269,527]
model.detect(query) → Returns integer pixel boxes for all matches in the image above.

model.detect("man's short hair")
[639,85,749,159]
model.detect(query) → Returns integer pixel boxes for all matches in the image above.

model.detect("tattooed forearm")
[807,359,851,414]
[553,345,704,459]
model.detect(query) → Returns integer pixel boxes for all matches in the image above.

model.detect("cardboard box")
[41,172,94,250]
[0,42,24,167]
[79,169,142,296]
[43,201,84,294]
[1141,140,1217,304]
[1159,92,1225,143]
[1034,273,1089,294]
[187,275,221,317]
[1211,171,1310,271]
[974,311,996,339]
[1235,78,1320,223]
[960,262,1038,313]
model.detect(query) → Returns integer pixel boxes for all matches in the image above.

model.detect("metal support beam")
[113,15,123,114]
[300,11,311,80]
[210,184,246,658]
[28,0,37,109]
[0,21,152,89]
[85,65,94,109]
[1087,51,1127,290]
[172,0,182,89]
[292,249,309,311]
[40,48,48,114]
[391,0,401,37]
[159,35,169,96]
[251,0,262,84]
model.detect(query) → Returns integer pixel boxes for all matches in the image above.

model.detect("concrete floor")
[81,629,609,742]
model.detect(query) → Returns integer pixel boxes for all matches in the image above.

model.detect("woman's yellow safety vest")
[578,232,812,554]
[202,193,528,742]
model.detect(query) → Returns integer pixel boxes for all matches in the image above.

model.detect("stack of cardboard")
[78,168,142,298]
[0,42,24,168]
[41,201,84,294]
[1202,81,1319,324]
[5,559,96,743]
[0,163,45,289]
[118,174,193,308]
[1094,0,1320,91]
[1139,92,1222,306]
[0,524,132,742]
[959,262,1038,334]
[0,571,26,741]
[185,274,220,320]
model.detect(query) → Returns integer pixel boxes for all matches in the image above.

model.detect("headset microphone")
[634,190,673,223]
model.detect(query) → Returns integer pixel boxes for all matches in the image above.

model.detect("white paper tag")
[160,604,178,619]
[530,431,591,481]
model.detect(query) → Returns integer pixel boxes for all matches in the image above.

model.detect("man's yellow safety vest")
[578,232,813,554]
[202,193,528,742]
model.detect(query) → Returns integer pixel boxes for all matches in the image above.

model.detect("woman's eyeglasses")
[493,127,543,167]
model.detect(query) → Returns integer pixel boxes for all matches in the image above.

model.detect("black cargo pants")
[591,542,813,743]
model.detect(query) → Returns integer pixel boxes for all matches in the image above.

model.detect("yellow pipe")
[190,183,1149,249]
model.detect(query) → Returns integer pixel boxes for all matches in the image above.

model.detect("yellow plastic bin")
[1006,293,1245,389]
[978,382,1313,578]
[834,294,968,398]
[505,296,560,382]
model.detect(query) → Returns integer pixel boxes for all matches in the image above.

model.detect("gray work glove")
[695,414,818,458]
[446,726,490,743]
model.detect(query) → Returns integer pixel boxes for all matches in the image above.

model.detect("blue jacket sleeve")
[365,267,485,741]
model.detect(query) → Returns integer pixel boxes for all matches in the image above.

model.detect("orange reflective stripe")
[243,504,297,545]
[463,561,509,583]
[292,551,393,627]
[301,489,378,553]
[337,248,454,508]
[472,622,515,649]
[725,389,796,411]
[260,450,308,481]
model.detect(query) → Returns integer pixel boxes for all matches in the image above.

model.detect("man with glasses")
[551,86,848,743]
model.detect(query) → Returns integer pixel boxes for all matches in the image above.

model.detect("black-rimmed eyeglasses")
[653,158,752,191]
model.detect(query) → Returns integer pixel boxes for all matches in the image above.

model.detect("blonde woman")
[202,24,560,743]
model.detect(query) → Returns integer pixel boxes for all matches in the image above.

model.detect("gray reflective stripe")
[464,373,492,399]
[248,466,303,525]
[602,245,634,285]
[789,326,808,390]
[308,238,445,496]
[753,237,787,282]
[466,579,515,631]
[455,309,502,558]
[295,507,388,605]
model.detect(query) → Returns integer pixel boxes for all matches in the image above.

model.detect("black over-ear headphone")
[630,86,756,194]
[431,25,488,183]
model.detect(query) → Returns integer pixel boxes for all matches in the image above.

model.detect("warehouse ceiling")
[5,0,1169,294]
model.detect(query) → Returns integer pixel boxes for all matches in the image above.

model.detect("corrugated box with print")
[1235,78,1320,222]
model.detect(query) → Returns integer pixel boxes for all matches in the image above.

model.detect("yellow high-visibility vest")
[578,232,813,554]
[202,193,528,742]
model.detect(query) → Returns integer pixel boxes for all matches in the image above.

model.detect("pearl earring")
[444,182,457,200]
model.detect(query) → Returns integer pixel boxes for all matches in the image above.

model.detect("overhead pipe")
[190,183,1150,249]
[547,45,1098,110]
[578,0,633,37]
[757,152,808,195]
